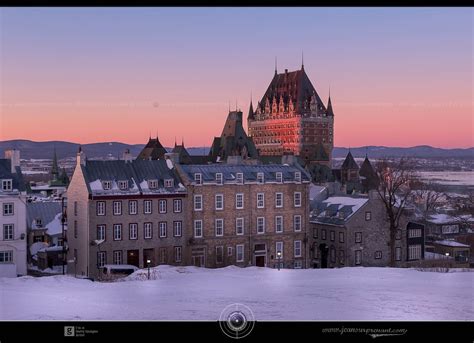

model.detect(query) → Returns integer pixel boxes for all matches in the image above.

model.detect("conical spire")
[51,148,59,180]
[301,50,304,70]
[274,56,277,75]
[248,96,255,120]
[326,87,334,116]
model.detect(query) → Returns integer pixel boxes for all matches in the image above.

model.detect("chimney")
[77,146,86,166]
[122,149,133,162]
[4,149,20,173]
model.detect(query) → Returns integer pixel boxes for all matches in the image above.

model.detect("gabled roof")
[341,151,359,170]
[0,159,26,192]
[26,201,62,230]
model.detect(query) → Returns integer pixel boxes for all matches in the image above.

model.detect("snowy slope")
[0,266,472,321]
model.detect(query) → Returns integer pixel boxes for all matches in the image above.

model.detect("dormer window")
[118,180,128,190]
[1,179,12,191]
[194,173,202,185]
[276,172,283,183]
[215,173,223,185]
[257,172,264,184]
[164,179,174,188]
[35,218,43,228]
[148,180,158,189]
[102,181,111,190]
[338,212,345,219]
[236,173,243,185]
[294,172,301,183]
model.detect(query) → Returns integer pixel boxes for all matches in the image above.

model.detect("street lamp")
[276,251,282,271]
[147,259,151,280]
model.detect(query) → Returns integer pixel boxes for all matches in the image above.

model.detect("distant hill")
[0,140,471,160]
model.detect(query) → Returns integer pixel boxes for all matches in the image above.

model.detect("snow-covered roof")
[310,196,369,226]
[427,213,474,225]
[309,184,327,200]
[38,245,65,252]
[30,242,48,256]
[45,212,65,236]
[433,240,470,248]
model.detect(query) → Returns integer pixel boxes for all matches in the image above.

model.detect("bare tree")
[411,181,445,213]
[375,158,418,267]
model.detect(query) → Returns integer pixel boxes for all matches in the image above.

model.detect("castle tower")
[247,63,334,166]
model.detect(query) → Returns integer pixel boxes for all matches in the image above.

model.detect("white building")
[0,149,27,277]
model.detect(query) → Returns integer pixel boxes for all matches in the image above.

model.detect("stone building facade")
[175,161,311,269]
[66,149,187,280]
[310,192,424,268]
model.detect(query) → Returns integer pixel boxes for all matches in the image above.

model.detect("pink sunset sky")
[1,8,472,148]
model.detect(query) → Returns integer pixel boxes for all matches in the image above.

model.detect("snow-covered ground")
[0,266,472,321]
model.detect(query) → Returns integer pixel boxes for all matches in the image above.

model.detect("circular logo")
[219,303,255,339]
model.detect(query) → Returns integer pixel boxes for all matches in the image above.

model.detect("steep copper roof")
[136,137,167,160]
[258,67,326,113]
[172,144,193,164]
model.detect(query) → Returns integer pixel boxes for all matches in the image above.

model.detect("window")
[74,201,78,216]
[355,250,362,265]
[173,199,182,213]
[97,251,106,267]
[194,173,202,185]
[236,173,243,184]
[97,225,106,241]
[355,232,362,243]
[257,193,265,208]
[257,217,265,234]
[235,193,244,209]
[294,240,302,257]
[408,245,421,260]
[257,172,264,184]
[194,220,203,238]
[294,172,301,183]
[275,216,283,233]
[276,241,283,258]
[373,251,383,259]
[408,229,422,238]
[215,173,223,185]
[215,194,224,210]
[172,221,182,237]
[216,246,224,264]
[102,181,111,190]
[113,224,122,241]
[74,220,78,238]
[227,247,233,256]
[164,179,174,188]
[339,232,344,243]
[330,246,336,263]
[339,250,345,264]
[313,228,318,239]
[96,201,105,216]
[275,193,283,208]
[144,222,152,239]
[144,200,152,214]
[395,247,402,261]
[113,201,122,215]
[194,195,203,211]
[1,180,12,191]
[294,215,302,232]
[129,223,138,240]
[174,246,182,263]
[365,212,372,221]
[321,229,327,240]
[236,218,244,235]
[159,200,167,214]
[236,244,244,262]
[276,172,283,183]
[3,203,13,216]
[294,192,302,207]
[129,200,138,215]
[214,219,224,237]
[160,248,167,264]
[148,179,158,189]
[330,231,335,242]
[113,250,122,265]
[118,180,128,190]
[396,229,402,240]
[0,251,13,263]
[3,224,13,240]
[159,222,167,238]
[294,260,302,269]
